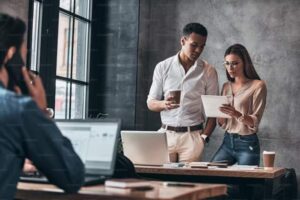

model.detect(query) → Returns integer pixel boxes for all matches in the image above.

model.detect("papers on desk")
[105,178,152,188]
[188,162,210,168]
[188,162,258,170]
[208,165,258,171]
[227,165,258,170]
[163,162,186,168]
[201,95,232,118]
[188,162,228,168]
[105,185,152,195]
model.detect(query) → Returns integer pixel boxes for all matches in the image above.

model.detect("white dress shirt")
[147,53,219,126]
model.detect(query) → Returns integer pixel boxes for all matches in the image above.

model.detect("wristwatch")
[200,134,209,143]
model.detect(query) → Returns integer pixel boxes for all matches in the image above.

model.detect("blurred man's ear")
[180,36,186,46]
[0,63,9,87]
[3,46,16,65]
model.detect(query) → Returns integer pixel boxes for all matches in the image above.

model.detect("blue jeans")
[211,132,260,165]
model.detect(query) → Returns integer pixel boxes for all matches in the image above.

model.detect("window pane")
[71,83,86,119]
[59,0,74,12]
[55,80,70,119]
[56,13,73,78]
[55,0,91,120]
[30,1,42,71]
[75,0,90,19]
[72,19,88,81]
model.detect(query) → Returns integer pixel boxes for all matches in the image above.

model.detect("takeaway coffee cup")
[263,151,276,169]
[168,90,181,104]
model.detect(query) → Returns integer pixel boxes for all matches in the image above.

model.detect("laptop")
[121,131,170,166]
[20,119,121,186]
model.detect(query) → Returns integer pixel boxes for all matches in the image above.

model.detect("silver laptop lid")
[121,131,170,166]
[55,119,121,176]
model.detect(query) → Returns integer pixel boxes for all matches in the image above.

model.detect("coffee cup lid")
[263,151,275,154]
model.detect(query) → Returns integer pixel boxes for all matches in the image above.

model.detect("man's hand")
[164,95,179,110]
[148,98,179,112]
[23,159,37,173]
[217,118,226,126]
[22,67,47,111]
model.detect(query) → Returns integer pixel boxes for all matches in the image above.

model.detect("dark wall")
[136,0,179,130]
[89,0,139,129]
[137,0,300,195]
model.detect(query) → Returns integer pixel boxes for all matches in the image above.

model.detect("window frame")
[28,0,92,119]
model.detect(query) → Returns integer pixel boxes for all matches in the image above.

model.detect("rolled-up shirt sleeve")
[205,65,219,96]
[247,81,267,131]
[147,62,164,103]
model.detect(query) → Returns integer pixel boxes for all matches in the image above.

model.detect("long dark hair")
[224,44,260,82]
[0,13,26,68]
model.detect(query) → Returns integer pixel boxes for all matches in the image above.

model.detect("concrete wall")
[137,0,300,195]
[0,0,28,21]
[0,0,29,61]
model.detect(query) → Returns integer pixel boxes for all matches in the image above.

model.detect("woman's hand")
[219,104,241,118]
[22,67,47,111]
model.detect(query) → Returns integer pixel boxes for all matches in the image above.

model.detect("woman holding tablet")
[211,44,267,165]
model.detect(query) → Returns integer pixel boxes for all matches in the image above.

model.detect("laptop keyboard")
[20,171,48,183]
[20,171,107,186]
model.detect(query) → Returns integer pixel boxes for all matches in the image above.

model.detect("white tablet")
[201,95,232,118]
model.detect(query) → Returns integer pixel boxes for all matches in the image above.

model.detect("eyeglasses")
[223,61,240,68]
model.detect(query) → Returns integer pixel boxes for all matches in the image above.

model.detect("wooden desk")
[135,166,286,199]
[16,181,227,200]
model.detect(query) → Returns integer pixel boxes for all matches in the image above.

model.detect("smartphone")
[5,51,29,95]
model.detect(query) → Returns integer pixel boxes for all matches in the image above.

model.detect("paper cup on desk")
[168,90,181,104]
[263,151,275,169]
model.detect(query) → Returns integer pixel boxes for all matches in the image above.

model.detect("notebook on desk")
[121,131,170,166]
[20,119,121,186]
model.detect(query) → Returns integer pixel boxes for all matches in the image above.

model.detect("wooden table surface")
[16,181,227,200]
[135,166,286,179]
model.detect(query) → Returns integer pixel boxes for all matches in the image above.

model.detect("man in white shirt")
[147,23,219,162]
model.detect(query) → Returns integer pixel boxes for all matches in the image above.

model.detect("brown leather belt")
[161,123,203,132]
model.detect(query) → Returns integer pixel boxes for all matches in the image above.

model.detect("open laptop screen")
[121,131,170,166]
[55,119,121,176]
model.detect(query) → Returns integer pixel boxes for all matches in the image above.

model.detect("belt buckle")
[175,126,187,132]
[174,127,180,132]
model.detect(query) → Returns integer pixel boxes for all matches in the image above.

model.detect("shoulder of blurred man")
[0,84,46,124]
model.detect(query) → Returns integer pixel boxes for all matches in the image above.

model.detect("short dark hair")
[0,13,26,68]
[224,43,261,82]
[183,23,207,37]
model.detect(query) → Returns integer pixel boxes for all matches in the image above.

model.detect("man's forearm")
[202,118,216,137]
[147,99,165,112]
